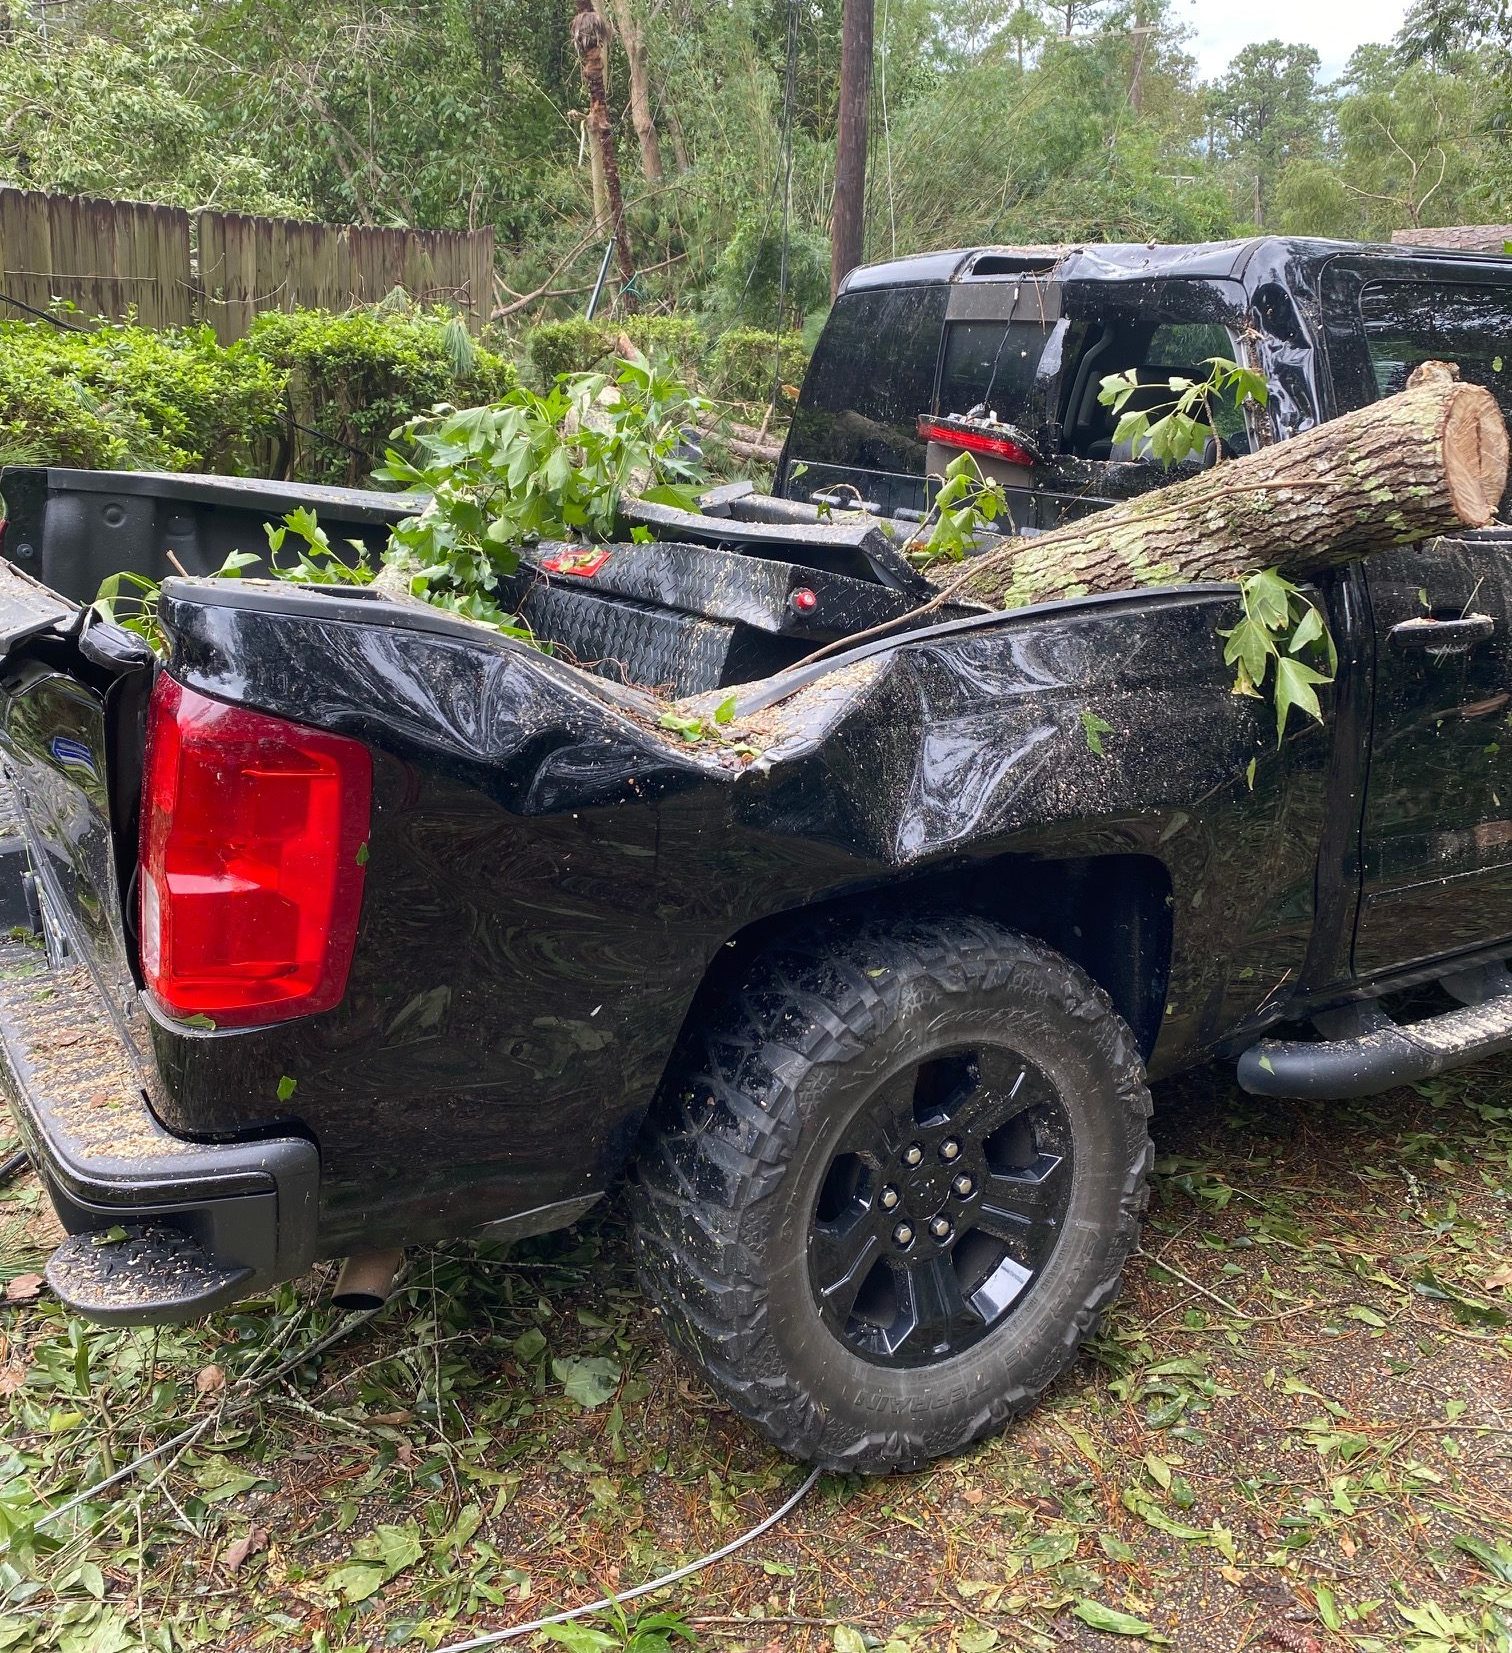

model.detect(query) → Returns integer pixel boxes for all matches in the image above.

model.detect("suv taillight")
[139,675,372,1028]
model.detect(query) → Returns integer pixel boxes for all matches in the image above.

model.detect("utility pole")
[830,0,875,298]
[1128,22,1155,115]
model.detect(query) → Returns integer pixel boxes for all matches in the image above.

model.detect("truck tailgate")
[0,543,161,1059]
[0,553,76,647]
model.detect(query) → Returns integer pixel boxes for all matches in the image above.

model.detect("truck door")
[1319,253,1512,975]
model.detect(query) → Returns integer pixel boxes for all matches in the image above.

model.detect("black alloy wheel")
[810,1047,1073,1366]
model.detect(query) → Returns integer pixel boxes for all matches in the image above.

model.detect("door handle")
[1388,613,1496,655]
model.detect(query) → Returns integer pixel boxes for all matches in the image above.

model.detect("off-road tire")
[627,915,1153,1472]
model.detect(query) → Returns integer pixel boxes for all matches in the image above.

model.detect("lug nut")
[902,1144,924,1167]
[940,1138,961,1162]
[879,1185,900,1210]
[929,1216,953,1241]
[892,1222,915,1248]
[952,1172,975,1198]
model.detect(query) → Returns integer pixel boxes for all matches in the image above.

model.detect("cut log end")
[1442,383,1509,527]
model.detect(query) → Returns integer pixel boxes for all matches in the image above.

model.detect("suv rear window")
[1360,281,1512,417]
[785,284,947,475]
[938,318,1055,425]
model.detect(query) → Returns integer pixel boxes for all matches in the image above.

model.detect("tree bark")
[945,369,1509,612]
[600,0,664,182]
[572,0,636,296]
[831,0,875,297]
[665,99,691,173]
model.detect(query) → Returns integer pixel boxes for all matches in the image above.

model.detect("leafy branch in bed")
[908,451,1009,567]
[372,350,709,631]
[96,352,710,653]
[93,506,374,651]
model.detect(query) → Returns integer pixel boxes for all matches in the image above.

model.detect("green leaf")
[1143,1451,1172,1489]
[512,1327,547,1363]
[1288,605,1325,654]
[1452,1532,1512,1583]
[1273,655,1331,742]
[1315,1585,1341,1631]
[833,1630,868,1653]
[714,695,738,727]
[276,1075,297,1103]
[372,1523,423,1576]
[1245,569,1292,630]
[1097,370,1141,410]
[658,712,705,743]
[327,1522,423,1601]
[1111,409,1152,452]
[1221,616,1272,690]
[326,1559,387,1603]
[552,1354,622,1408]
[437,1503,484,1554]
[1080,709,1115,757]
[540,1627,619,1652]
[1071,1600,1161,1638]
[92,1226,130,1246]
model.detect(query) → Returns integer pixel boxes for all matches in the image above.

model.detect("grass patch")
[0,1060,1507,1651]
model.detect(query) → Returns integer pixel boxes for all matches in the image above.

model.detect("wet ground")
[0,1059,1507,1652]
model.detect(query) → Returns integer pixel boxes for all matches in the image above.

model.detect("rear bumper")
[0,931,319,1322]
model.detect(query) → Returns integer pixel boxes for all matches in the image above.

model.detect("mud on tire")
[627,914,1153,1472]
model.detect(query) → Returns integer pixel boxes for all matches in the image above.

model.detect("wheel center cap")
[904,1162,955,1215]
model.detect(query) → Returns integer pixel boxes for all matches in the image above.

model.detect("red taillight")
[917,416,1039,468]
[138,675,372,1028]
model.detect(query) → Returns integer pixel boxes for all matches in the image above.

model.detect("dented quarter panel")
[138,575,1328,1253]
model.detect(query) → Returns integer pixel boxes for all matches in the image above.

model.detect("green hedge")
[246,308,517,487]
[525,315,706,385]
[707,328,809,403]
[0,307,516,488]
[0,322,284,472]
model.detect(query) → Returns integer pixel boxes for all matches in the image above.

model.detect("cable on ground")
[431,1465,824,1651]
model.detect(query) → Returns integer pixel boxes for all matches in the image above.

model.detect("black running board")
[1238,987,1512,1100]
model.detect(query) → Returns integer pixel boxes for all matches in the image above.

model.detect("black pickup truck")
[2,234,1511,1474]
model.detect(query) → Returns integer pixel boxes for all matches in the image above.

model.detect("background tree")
[1209,40,1324,226]
[1,0,1510,338]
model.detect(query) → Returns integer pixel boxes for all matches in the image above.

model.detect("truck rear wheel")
[628,915,1153,1472]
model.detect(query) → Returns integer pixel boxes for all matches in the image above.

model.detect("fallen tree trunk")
[945,367,1509,611]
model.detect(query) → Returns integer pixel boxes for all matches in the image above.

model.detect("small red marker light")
[791,587,818,613]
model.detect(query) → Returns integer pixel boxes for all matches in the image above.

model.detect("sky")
[1181,0,1412,82]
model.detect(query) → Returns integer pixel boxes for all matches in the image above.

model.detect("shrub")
[707,328,809,403]
[0,308,512,487]
[0,320,284,472]
[624,316,704,371]
[705,218,830,333]
[247,308,517,487]
[525,315,705,386]
[526,318,615,383]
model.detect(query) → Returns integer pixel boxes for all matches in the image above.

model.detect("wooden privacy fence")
[0,187,494,338]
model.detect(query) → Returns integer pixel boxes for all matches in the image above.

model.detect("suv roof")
[839,236,1512,295]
